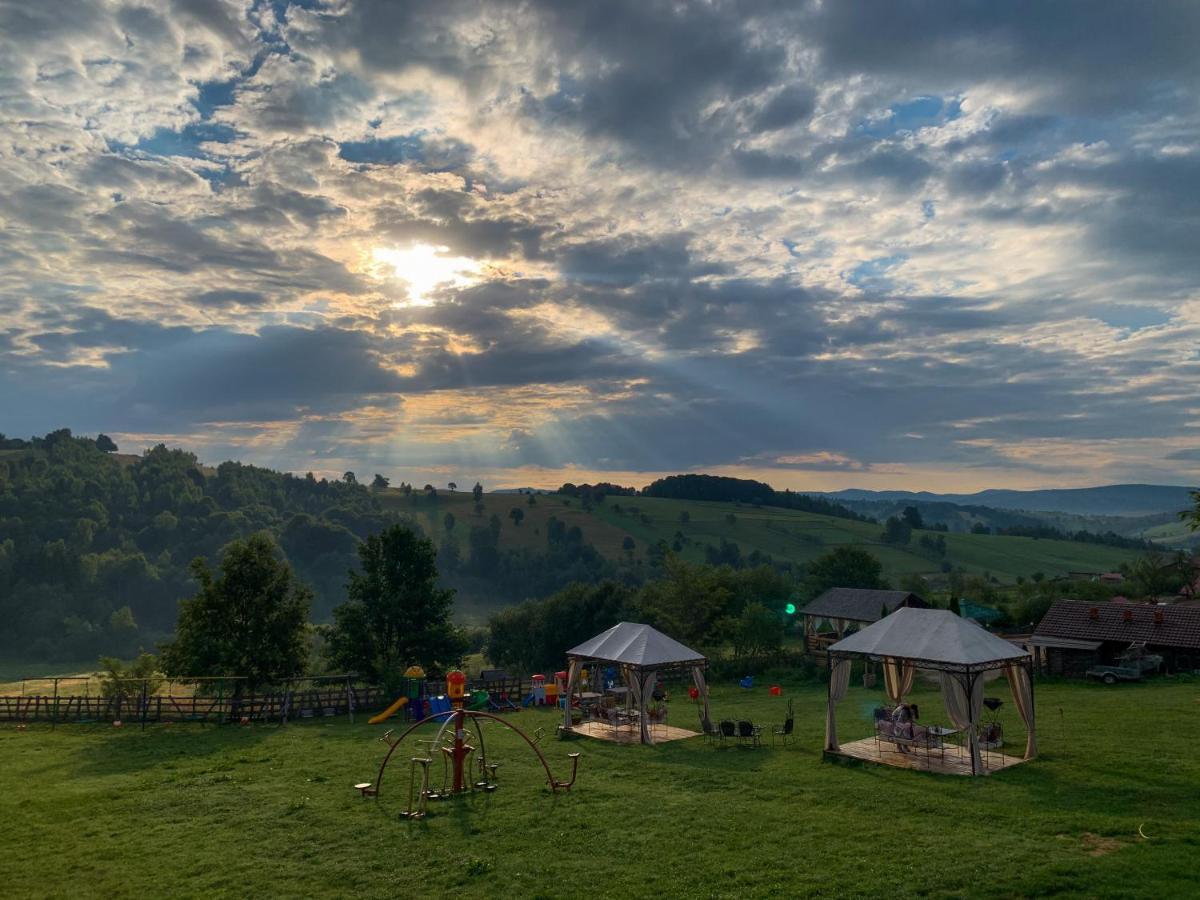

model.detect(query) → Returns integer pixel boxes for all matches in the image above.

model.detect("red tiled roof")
[1034,600,1200,650]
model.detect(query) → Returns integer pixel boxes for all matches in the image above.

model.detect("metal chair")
[719,719,737,748]
[772,700,795,747]
[736,719,762,749]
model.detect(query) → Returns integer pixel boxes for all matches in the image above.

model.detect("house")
[801,588,928,653]
[1029,600,1200,677]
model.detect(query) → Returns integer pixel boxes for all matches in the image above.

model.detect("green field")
[384,491,1142,584]
[1138,518,1200,549]
[2,677,1197,898]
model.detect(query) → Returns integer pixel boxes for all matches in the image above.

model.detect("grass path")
[2,678,1197,898]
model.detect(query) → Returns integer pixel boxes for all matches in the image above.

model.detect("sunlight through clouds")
[371,243,483,306]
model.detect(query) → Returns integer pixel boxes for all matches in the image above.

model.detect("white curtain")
[1006,662,1037,759]
[691,665,711,725]
[641,671,658,744]
[562,658,581,731]
[882,657,916,704]
[623,665,640,721]
[824,657,852,751]
[940,671,985,774]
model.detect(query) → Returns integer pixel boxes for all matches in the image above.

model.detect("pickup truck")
[1085,664,1143,684]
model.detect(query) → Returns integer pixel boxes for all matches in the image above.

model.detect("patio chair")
[771,700,795,747]
[719,719,737,747]
[736,719,762,749]
[700,717,725,747]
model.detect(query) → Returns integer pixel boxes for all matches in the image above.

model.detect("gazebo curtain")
[940,672,985,774]
[690,665,711,724]
[882,657,915,704]
[641,671,657,744]
[1005,663,1037,758]
[561,658,581,731]
[824,657,852,751]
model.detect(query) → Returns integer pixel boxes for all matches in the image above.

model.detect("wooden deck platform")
[826,736,1027,776]
[570,721,700,744]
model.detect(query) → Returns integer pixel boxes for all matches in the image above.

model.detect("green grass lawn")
[2,677,1197,898]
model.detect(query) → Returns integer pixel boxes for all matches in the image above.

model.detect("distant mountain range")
[814,484,1196,517]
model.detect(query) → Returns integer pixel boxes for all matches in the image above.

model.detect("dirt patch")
[1055,832,1128,857]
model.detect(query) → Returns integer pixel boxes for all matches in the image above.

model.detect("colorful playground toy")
[357,670,581,818]
[739,675,754,690]
[368,666,427,725]
[523,674,547,706]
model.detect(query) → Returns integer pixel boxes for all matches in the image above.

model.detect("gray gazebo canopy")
[824,608,1036,775]
[562,622,710,744]
[829,607,1028,673]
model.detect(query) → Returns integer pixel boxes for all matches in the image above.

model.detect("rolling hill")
[380,490,1145,586]
[819,483,1196,517]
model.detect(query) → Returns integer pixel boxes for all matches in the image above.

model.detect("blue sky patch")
[338,133,426,165]
[847,254,907,290]
[858,95,962,138]
[1098,305,1173,331]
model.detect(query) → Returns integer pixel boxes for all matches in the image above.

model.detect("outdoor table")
[927,726,961,758]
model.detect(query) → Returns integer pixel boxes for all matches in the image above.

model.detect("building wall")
[1044,647,1098,678]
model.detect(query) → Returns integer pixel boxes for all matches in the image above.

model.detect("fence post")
[52,678,59,731]
[346,674,354,725]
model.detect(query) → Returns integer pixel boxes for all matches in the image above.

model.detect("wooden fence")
[0,675,537,725]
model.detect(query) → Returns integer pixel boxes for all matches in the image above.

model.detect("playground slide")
[368,695,408,725]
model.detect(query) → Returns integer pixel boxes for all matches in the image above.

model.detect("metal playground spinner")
[355,670,580,819]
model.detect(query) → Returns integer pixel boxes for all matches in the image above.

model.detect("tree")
[424,484,437,498]
[881,517,912,545]
[96,433,118,453]
[509,507,525,527]
[343,471,357,485]
[443,512,456,533]
[371,473,390,491]
[1124,552,1183,600]
[732,602,783,656]
[971,522,990,535]
[804,546,886,598]
[622,535,635,558]
[472,482,484,504]
[325,524,465,690]
[448,482,457,493]
[901,505,924,529]
[159,533,312,692]
[99,652,162,718]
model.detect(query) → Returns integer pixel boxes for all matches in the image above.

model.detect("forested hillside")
[1,430,1161,665]
[0,430,393,662]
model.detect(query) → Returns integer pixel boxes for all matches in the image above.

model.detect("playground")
[2,677,1198,899]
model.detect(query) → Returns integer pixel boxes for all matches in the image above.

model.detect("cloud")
[1,0,1199,489]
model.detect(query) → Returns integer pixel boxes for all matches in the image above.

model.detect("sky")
[2,0,1199,493]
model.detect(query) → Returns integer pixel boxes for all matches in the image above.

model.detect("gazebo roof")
[566,622,705,668]
[829,607,1028,670]
[802,588,925,623]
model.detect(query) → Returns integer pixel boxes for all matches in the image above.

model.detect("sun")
[372,243,482,306]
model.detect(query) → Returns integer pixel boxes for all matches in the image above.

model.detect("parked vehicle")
[1085,664,1143,684]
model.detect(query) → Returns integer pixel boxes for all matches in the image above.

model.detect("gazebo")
[560,622,710,745]
[824,608,1036,776]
